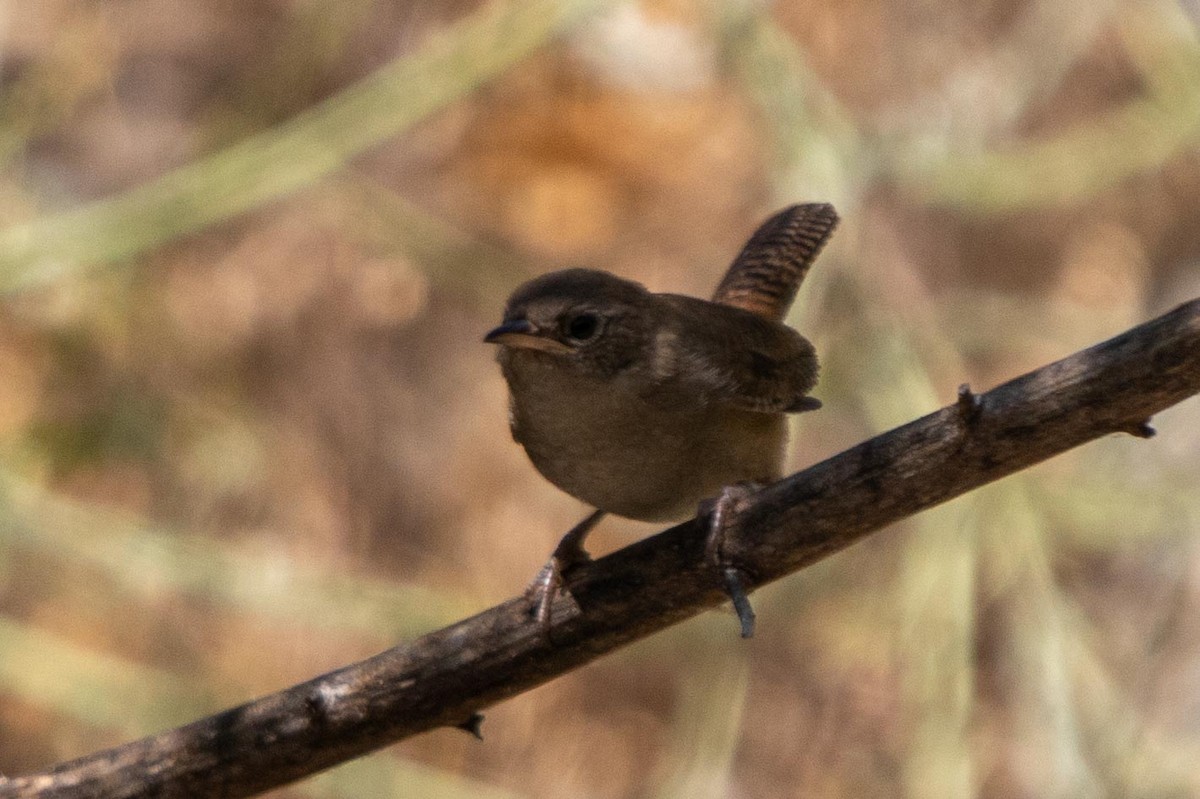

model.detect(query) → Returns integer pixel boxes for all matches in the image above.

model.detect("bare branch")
[4,298,1199,799]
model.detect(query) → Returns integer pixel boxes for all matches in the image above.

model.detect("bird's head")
[485,268,655,376]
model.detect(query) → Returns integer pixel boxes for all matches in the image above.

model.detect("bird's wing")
[711,203,839,322]
[649,296,820,414]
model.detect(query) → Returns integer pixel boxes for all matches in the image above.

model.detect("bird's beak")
[483,320,571,353]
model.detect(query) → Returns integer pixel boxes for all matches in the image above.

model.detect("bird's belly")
[507,368,787,522]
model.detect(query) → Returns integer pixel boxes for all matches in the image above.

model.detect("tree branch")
[4,298,1199,799]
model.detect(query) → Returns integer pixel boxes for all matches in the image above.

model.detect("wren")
[485,203,839,635]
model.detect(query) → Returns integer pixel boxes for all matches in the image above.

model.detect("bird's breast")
[500,351,788,522]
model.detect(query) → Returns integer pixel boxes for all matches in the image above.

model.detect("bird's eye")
[564,312,601,343]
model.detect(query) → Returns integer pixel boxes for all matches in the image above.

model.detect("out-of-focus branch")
[0,0,611,292]
[894,0,1200,210]
[3,298,1198,799]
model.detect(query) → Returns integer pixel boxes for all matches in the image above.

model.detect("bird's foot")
[526,510,605,631]
[703,483,762,638]
[526,554,585,631]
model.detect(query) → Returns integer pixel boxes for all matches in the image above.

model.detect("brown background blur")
[1,1,1199,797]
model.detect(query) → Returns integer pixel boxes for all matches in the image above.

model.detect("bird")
[484,203,839,635]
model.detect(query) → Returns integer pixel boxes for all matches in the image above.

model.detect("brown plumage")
[485,203,839,627]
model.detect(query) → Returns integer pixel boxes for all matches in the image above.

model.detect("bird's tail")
[711,203,839,322]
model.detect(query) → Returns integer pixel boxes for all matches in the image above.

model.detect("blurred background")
[1,0,1199,796]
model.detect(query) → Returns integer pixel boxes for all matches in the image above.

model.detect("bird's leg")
[527,509,606,629]
[703,483,761,638]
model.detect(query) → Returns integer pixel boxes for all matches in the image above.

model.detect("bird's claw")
[526,510,604,632]
[704,483,761,638]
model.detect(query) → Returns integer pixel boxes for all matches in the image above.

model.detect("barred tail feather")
[711,203,839,322]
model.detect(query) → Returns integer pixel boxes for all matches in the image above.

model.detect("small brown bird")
[485,203,839,634]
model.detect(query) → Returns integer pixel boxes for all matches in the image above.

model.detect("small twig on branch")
[4,299,1199,799]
